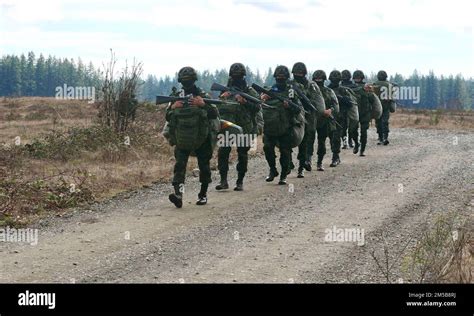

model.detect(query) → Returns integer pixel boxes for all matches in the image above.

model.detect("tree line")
[1,52,472,110]
[0,52,102,97]
[141,68,473,110]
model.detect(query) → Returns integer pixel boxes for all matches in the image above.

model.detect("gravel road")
[1,128,473,283]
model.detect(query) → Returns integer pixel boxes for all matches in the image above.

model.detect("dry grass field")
[0,98,471,225]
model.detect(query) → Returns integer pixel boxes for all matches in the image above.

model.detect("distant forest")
[1,52,472,110]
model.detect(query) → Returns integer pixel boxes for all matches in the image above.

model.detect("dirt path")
[1,128,473,283]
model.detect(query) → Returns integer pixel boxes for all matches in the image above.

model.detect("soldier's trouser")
[376,106,390,139]
[348,119,359,144]
[306,127,316,159]
[172,138,213,186]
[318,124,339,159]
[338,107,349,140]
[344,105,360,144]
[263,133,292,177]
[297,126,316,166]
[360,121,369,148]
[217,146,250,177]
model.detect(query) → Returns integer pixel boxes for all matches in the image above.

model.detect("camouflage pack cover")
[166,87,218,152]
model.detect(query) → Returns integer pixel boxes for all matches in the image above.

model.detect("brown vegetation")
[0,99,470,226]
[390,108,474,131]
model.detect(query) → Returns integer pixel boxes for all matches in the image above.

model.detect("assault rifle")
[210,82,273,108]
[291,83,342,128]
[289,83,316,112]
[251,83,305,113]
[156,95,240,107]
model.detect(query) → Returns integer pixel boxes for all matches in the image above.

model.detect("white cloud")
[0,0,472,77]
[0,0,63,23]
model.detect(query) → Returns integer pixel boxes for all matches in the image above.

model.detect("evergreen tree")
[35,54,46,96]
[24,52,36,96]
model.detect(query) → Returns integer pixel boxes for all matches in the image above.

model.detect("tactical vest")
[218,87,256,134]
[261,85,298,137]
[353,85,372,116]
[167,88,211,151]
[262,98,291,137]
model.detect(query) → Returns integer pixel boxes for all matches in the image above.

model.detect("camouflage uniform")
[290,62,326,177]
[312,70,340,170]
[373,70,394,145]
[340,70,356,148]
[328,70,359,158]
[263,66,303,185]
[166,67,219,207]
[351,70,381,156]
[216,63,261,191]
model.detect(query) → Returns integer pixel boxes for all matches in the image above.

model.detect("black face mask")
[294,75,307,84]
[275,78,287,89]
[315,80,324,87]
[328,79,340,88]
[230,76,246,89]
[181,80,195,91]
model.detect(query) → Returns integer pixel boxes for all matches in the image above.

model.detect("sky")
[0,0,473,79]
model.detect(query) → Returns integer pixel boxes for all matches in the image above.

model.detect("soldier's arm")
[309,82,326,115]
[166,89,181,121]
[288,94,303,115]
[244,87,262,114]
[329,90,340,114]
[346,88,359,106]
[201,91,219,119]
[206,104,219,119]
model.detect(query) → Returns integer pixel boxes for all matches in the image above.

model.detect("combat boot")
[196,183,208,205]
[383,133,390,146]
[287,160,295,175]
[234,173,244,191]
[266,168,279,182]
[317,156,324,171]
[342,136,348,149]
[330,154,340,167]
[297,166,304,178]
[278,176,287,185]
[196,194,207,205]
[353,139,359,154]
[349,138,354,148]
[215,173,229,190]
[377,134,383,145]
[169,184,183,208]
[359,143,366,157]
[304,155,312,171]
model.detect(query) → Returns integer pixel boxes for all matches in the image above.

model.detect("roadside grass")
[390,108,474,131]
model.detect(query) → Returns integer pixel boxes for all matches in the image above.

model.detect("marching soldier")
[166,67,219,208]
[260,66,303,185]
[373,70,395,145]
[290,62,325,177]
[327,70,359,162]
[352,70,382,156]
[216,63,261,191]
[341,70,356,148]
[312,70,340,170]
